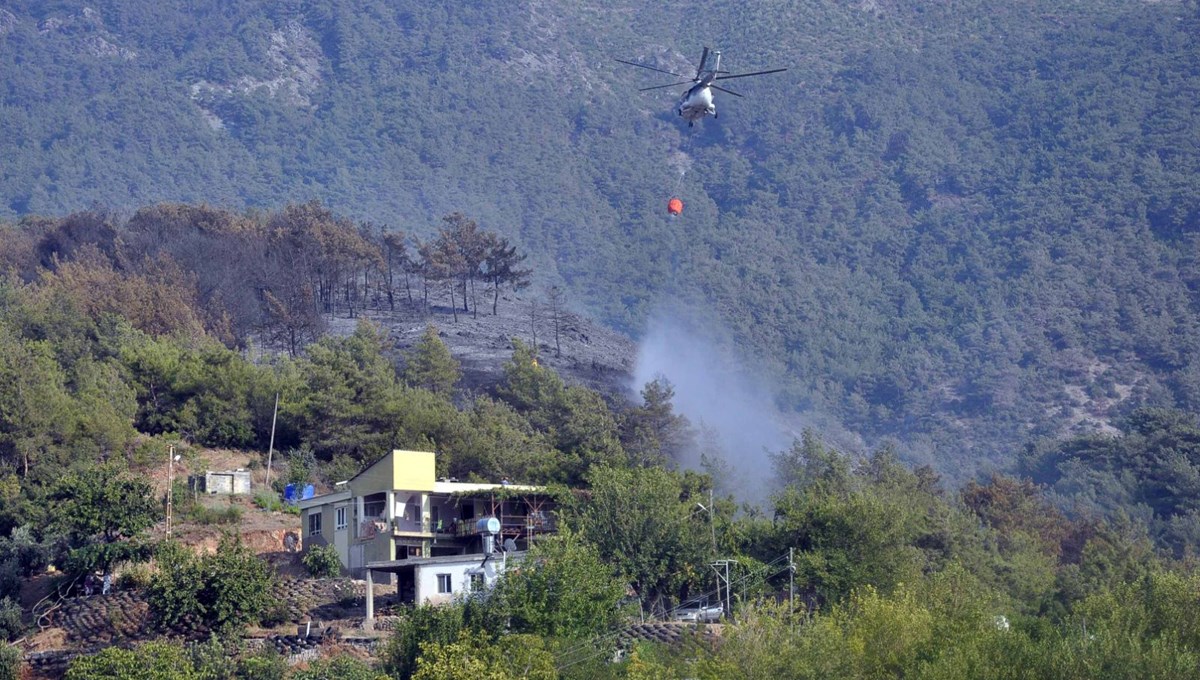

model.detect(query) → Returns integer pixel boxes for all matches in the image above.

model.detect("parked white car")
[673,604,723,623]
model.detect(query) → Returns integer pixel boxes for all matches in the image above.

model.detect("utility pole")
[265,392,280,491]
[789,547,795,612]
[711,559,735,621]
[709,488,717,555]
[166,445,175,537]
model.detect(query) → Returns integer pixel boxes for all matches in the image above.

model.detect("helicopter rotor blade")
[614,58,684,78]
[712,85,744,97]
[714,68,788,81]
[639,81,694,92]
[695,46,710,80]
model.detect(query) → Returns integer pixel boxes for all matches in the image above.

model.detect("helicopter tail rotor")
[695,46,710,80]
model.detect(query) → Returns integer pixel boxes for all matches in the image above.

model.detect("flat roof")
[432,481,541,494]
[367,551,527,572]
[297,489,350,510]
[298,480,547,510]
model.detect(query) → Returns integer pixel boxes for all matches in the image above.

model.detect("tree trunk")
[554,311,561,357]
[493,276,500,315]
[470,277,478,319]
[386,253,394,310]
[448,280,458,323]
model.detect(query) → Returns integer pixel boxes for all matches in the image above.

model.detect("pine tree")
[403,325,461,397]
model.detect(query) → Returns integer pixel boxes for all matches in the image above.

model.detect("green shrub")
[292,656,384,680]
[252,493,300,515]
[64,641,196,680]
[0,642,20,680]
[116,564,152,590]
[189,635,235,679]
[0,562,17,604]
[0,598,20,642]
[186,504,242,525]
[302,545,342,578]
[253,493,285,513]
[259,602,291,628]
[237,647,286,680]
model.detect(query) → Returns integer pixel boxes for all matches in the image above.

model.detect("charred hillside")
[328,293,638,401]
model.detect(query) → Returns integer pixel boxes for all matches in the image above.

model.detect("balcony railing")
[392,517,430,535]
[447,514,557,537]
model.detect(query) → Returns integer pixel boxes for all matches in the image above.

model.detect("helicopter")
[615,47,787,127]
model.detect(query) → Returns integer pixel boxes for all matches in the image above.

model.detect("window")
[437,574,452,594]
[335,506,347,531]
[308,512,322,536]
[469,573,484,591]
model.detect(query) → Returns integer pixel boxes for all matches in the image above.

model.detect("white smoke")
[632,312,795,503]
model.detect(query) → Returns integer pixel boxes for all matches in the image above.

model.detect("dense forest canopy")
[2,0,1200,476]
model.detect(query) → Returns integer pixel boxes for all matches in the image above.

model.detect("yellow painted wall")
[392,450,435,491]
[348,450,436,497]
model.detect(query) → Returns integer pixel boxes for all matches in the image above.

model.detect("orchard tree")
[493,528,628,640]
[411,631,555,680]
[568,466,709,612]
[49,463,158,575]
[148,535,274,635]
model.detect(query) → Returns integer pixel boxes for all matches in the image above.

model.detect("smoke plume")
[632,312,795,503]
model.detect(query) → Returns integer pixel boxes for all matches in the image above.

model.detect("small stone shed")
[191,469,253,495]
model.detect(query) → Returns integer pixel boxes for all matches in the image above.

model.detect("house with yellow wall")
[298,449,556,597]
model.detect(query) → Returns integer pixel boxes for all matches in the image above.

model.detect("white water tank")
[477,516,501,553]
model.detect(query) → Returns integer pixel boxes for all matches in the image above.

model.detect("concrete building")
[298,449,556,602]
[364,550,526,617]
[191,469,252,495]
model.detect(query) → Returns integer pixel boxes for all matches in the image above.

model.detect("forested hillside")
[3,0,1200,474]
[4,202,1200,677]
